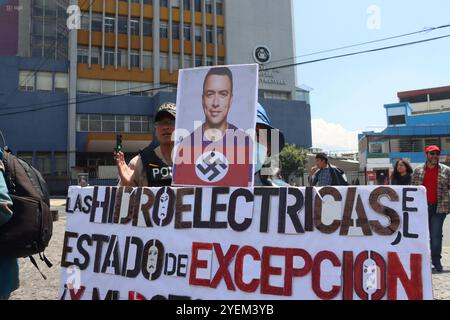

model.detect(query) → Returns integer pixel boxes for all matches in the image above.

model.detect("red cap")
[425,145,441,154]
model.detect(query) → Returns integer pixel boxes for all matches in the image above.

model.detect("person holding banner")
[0,147,19,300]
[412,145,450,273]
[254,103,289,187]
[116,102,176,187]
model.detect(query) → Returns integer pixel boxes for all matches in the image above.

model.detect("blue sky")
[291,0,450,151]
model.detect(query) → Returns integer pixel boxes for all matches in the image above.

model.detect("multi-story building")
[0,0,312,193]
[359,86,450,185]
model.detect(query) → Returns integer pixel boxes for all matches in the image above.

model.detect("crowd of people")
[1,99,449,299]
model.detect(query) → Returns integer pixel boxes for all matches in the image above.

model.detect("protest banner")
[172,64,258,188]
[59,185,433,300]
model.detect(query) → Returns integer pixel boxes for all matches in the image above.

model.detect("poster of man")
[172,64,258,187]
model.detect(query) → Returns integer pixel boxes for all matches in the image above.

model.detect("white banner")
[59,186,433,300]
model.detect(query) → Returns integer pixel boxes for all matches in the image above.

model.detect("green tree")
[279,144,307,181]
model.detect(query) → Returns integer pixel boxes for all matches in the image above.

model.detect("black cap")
[155,102,176,122]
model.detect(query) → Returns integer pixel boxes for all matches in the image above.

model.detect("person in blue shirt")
[0,147,19,300]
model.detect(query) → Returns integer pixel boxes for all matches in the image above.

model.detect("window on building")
[183,24,191,40]
[183,54,191,68]
[54,73,68,93]
[104,48,115,66]
[195,55,202,67]
[171,0,180,8]
[89,115,102,132]
[19,71,35,91]
[205,0,212,13]
[206,27,213,43]
[102,80,116,95]
[131,50,140,68]
[172,54,180,70]
[116,81,129,95]
[77,79,101,94]
[172,23,180,40]
[118,49,126,67]
[79,114,89,131]
[216,0,223,15]
[183,0,191,10]
[91,14,102,32]
[217,28,224,45]
[263,91,290,100]
[160,22,168,38]
[102,115,116,132]
[130,82,152,96]
[130,19,140,35]
[91,47,100,64]
[425,138,440,149]
[104,16,115,33]
[143,19,152,36]
[17,152,34,166]
[116,115,125,132]
[32,0,44,17]
[369,142,383,154]
[439,137,450,153]
[77,47,89,64]
[118,16,128,34]
[160,53,169,69]
[160,0,168,7]
[54,153,68,176]
[32,17,44,36]
[36,72,53,91]
[206,56,214,66]
[217,57,225,65]
[130,116,152,133]
[81,14,90,30]
[43,42,56,59]
[35,153,52,176]
[143,51,153,68]
[44,19,57,37]
[195,26,202,42]
[194,0,201,12]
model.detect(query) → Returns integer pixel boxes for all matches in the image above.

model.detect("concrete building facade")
[0,0,312,193]
[359,86,450,185]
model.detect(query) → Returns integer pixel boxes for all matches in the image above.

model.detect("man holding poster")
[172,65,258,187]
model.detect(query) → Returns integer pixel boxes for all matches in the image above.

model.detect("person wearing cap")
[412,145,450,273]
[173,67,253,187]
[116,102,176,187]
[254,103,289,186]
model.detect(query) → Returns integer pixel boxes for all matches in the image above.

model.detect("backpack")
[0,151,53,272]
[331,166,349,186]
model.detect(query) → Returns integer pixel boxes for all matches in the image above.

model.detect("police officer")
[116,102,176,187]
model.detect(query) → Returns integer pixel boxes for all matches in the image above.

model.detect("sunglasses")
[428,152,440,156]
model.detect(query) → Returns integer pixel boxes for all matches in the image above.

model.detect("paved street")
[8,200,450,300]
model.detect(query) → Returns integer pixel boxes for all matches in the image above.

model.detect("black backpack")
[331,166,349,186]
[0,151,53,273]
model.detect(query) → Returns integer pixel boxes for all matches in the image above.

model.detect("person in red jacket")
[412,145,450,273]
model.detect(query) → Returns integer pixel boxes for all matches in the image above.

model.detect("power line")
[262,33,450,72]
[1,82,175,111]
[3,28,449,116]
[0,84,175,117]
[266,22,450,66]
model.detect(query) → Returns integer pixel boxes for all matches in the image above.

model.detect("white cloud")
[311,119,359,152]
